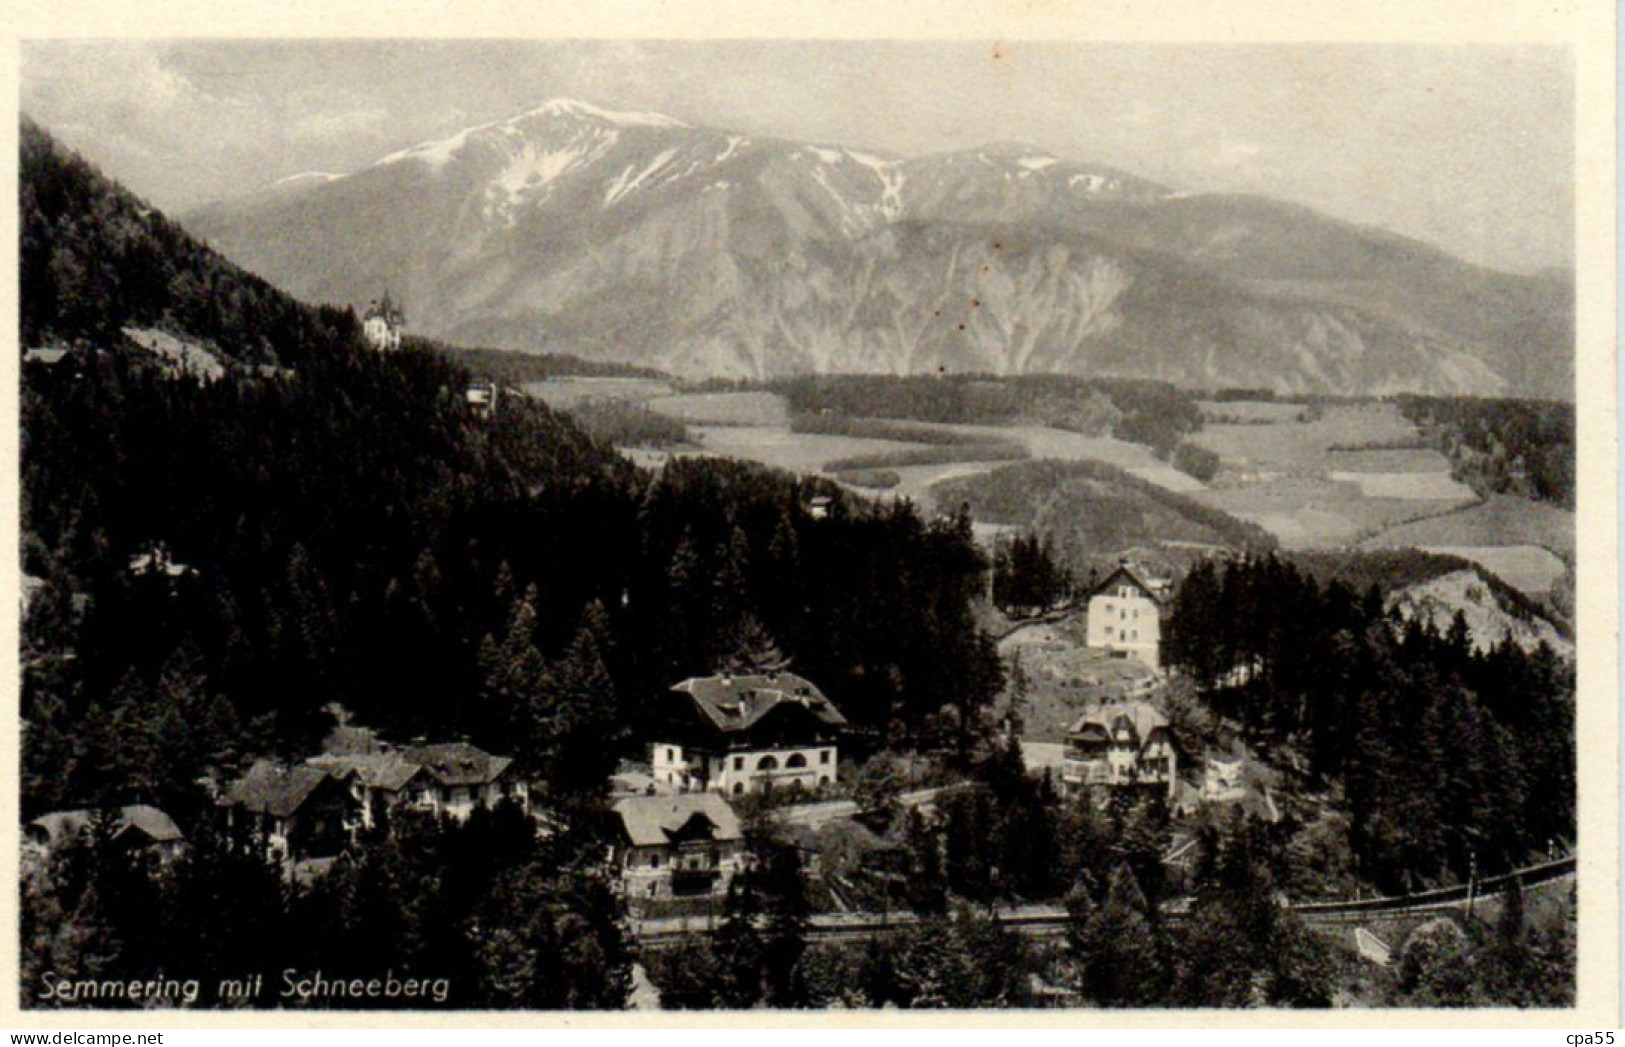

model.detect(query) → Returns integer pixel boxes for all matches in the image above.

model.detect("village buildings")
[648,671,846,796]
[25,804,185,863]
[1085,561,1171,671]
[217,738,530,866]
[610,792,746,903]
[1059,698,1178,801]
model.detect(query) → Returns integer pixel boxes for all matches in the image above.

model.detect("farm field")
[535,384,1573,597]
[645,391,789,426]
[685,425,922,475]
[1196,399,1309,424]
[1191,402,1437,474]
[1181,401,1482,549]
[1359,494,1576,562]
[1191,475,1473,550]
[522,376,673,410]
[551,385,1214,508]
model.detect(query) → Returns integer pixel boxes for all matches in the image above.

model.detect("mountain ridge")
[182,97,1573,398]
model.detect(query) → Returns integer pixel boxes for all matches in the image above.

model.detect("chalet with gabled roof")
[611,792,745,902]
[218,759,359,864]
[1060,699,1177,800]
[310,740,531,828]
[650,671,845,796]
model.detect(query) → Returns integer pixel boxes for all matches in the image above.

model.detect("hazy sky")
[22,40,1573,273]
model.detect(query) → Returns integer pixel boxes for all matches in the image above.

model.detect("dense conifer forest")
[1165,556,1574,892]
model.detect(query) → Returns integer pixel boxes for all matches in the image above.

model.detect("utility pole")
[1466,849,1478,920]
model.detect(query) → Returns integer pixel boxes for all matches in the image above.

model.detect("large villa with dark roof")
[649,671,846,796]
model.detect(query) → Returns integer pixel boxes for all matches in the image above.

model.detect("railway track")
[632,855,1575,946]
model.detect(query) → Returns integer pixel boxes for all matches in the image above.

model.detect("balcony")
[670,868,722,896]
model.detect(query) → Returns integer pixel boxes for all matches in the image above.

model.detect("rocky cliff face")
[186,99,1573,397]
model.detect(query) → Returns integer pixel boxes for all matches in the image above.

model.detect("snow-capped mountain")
[185,99,1572,395]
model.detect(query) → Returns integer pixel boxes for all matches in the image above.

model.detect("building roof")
[222,760,344,818]
[613,792,743,848]
[1067,699,1170,746]
[28,804,183,847]
[668,672,847,735]
[308,753,425,792]
[400,742,514,787]
[610,770,674,798]
[364,291,404,324]
[1092,562,1171,604]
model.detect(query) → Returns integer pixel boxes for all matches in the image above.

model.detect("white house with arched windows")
[648,672,846,796]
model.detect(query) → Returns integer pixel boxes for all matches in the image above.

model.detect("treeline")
[424,340,669,383]
[20,117,356,367]
[565,397,690,448]
[770,374,1203,457]
[1165,556,1574,892]
[992,533,1073,614]
[1398,394,1575,509]
[822,441,1028,473]
[932,458,1278,569]
[22,805,632,1009]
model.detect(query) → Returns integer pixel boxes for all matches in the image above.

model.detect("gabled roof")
[1092,563,1171,604]
[1067,700,1170,748]
[28,804,183,847]
[308,753,425,792]
[668,672,847,735]
[400,742,514,787]
[222,760,346,818]
[613,792,742,848]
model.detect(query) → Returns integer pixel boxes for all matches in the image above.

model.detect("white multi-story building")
[649,672,845,797]
[1086,562,1171,671]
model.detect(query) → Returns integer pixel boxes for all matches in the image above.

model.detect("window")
[666,748,674,762]
[787,753,807,769]
[758,755,779,771]
[732,783,744,796]
[734,756,743,771]
[820,750,831,765]
[651,853,662,868]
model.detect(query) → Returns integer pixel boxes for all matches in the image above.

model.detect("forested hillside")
[21,117,355,365]
[20,119,1005,830]
[1397,395,1575,510]
[1165,556,1573,893]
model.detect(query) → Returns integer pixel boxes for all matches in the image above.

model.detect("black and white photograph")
[8,10,1615,1023]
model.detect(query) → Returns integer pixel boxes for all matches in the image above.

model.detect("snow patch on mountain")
[275,171,342,186]
[1069,173,1113,193]
[528,97,689,128]
[847,151,905,221]
[603,148,679,207]
[487,128,620,222]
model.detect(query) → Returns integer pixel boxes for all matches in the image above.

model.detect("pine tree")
[711,873,767,1008]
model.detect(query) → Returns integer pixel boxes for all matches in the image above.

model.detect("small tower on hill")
[362,291,404,352]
